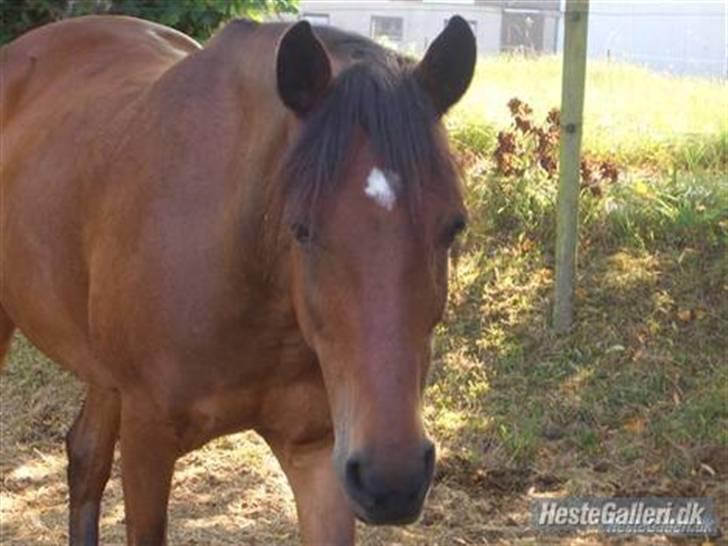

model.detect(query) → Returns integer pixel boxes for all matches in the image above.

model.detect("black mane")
[280,29,456,220]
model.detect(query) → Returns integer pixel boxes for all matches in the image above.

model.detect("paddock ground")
[1,333,724,545]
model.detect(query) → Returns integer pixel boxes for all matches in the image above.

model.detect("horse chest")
[161,338,330,452]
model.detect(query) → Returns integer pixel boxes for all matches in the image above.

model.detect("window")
[302,13,330,26]
[444,18,478,35]
[501,10,544,54]
[370,16,404,42]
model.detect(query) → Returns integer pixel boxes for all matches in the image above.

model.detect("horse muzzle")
[338,440,436,525]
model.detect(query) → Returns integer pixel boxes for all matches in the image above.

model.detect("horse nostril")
[346,457,364,492]
[342,446,435,524]
[423,441,436,478]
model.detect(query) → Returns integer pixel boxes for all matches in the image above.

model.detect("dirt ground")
[1,343,722,546]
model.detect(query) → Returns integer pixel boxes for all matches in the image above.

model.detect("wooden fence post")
[553,0,590,333]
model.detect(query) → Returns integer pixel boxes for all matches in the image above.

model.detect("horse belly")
[0,110,100,375]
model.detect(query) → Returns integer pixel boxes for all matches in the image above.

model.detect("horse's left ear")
[415,16,476,116]
[276,21,332,117]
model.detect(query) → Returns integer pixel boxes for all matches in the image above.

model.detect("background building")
[293,0,727,78]
[297,0,562,56]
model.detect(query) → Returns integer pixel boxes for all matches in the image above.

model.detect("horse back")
[1,15,199,124]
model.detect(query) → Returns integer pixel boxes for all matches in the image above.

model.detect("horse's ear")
[276,21,332,117]
[415,16,476,116]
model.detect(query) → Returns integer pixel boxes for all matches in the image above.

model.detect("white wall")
[558,1,727,78]
[298,1,502,55]
[543,13,559,52]
[296,1,727,78]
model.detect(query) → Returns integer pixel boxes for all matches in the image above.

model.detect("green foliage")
[604,172,728,248]
[432,62,727,477]
[0,0,297,44]
[452,55,728,172]
[462,157,727,253]
[1,0,64,44]
[106,0,297,41]
[452,90,727,252]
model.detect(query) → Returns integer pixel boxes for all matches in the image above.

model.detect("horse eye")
[443,216,466,246]
[291,222,312,244]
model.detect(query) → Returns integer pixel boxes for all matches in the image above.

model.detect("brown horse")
[0,13,475,546]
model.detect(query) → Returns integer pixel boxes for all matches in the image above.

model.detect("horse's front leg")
[119,405,179,546]
[267,435,355,546]
[66,385,120,546]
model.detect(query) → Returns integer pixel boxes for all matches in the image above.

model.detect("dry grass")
[0,350,694,546]
[0,253,728,546]
[0,429,670,546]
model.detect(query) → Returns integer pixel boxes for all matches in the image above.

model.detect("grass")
[432,240,727,468]
[2,58,727,544]
[434,57,727,495]
[450,55,728,170]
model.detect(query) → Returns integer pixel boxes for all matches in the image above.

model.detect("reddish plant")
[493,98,619,197]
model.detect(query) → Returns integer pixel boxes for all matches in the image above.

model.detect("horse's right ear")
[415,16,476,116]
[276,21,332,117]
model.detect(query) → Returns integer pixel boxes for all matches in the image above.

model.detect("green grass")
[461,166,728,252]
[430,237,727,479]
[449,56,728,170]
[421,58,728,491]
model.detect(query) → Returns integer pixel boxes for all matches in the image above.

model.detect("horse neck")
[133,24,294,291]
